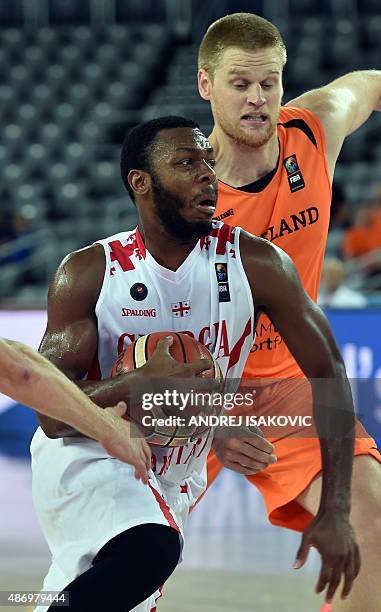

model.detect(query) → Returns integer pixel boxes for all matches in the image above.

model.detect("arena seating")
[0,22,171,299]
[0,4,381,302]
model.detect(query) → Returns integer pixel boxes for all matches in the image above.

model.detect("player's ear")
[198,69,212,101]
[128,169,151,197]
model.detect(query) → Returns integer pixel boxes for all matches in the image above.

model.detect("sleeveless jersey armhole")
[294,106,332,198]
[94,241,110,318]
[235,228,256,341]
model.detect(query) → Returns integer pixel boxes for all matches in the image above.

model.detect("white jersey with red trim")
[93,219,254,487]
[94,219,254,381]
[30,220,255,612]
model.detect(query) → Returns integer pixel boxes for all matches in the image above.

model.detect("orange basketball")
[111,331,221,377]
[111,332,223,447]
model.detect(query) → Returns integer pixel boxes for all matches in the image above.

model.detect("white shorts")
[30,428,202,612]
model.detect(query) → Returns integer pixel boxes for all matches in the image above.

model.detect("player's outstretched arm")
[0,338,151,482]
[288,70,381,180]
[37,246,213,438]
[241,231,359,603]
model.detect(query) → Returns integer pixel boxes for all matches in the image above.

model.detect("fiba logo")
[283,154,305,192]
[285,156,298,173]
[215,263,228,283]
[214,262,230,302]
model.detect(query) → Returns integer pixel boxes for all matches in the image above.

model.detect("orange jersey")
[214,106,331,378]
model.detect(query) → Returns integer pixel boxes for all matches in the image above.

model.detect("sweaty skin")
[0,338,151,482]
[37,246,212,438]
[37,127,359,602]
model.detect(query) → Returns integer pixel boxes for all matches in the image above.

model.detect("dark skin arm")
[37,245,213,438]
[240,231,355,503]
[37,245,104,437]
[237,232,359,602]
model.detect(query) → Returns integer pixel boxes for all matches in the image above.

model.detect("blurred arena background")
[0,1,381,610]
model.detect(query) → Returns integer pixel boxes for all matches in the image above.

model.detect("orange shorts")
[206,437,381,533]
[205,377,381,532]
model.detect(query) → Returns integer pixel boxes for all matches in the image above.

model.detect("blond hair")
[198,13,287,78]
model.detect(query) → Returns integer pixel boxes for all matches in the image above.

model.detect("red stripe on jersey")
[109,240,136,272]
[148,482,179,532]
[227,318,252,372]
[150,586,164,611]
[86,354,102,380]
[216,223,235,255]
[200,228,217,250]
[135,227,147,259]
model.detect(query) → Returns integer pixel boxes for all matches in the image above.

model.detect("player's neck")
[138,222,198,271]
[209,127,279,188]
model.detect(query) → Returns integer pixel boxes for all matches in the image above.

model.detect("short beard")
[214,106,277,149]
[151,175,212,241]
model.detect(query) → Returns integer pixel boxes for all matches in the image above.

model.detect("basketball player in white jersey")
[0,337,151,479]
[31,117,358,611]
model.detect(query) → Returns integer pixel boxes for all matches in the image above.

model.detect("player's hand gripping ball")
[111,332,223,447]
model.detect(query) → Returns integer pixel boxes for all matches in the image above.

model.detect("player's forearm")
[36,372,139,438]
[0,340,89,437]
[290,309,356,515]
[1,342,98,437]
[0,339,125,442]
[311,363,355,515]
[35,377,122,444]
[329,70,381,125]
[353,70,381,112]
[28,371,109,440]
[76,374,136,408]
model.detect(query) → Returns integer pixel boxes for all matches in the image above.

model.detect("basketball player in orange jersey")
[32,117,367,610]
[0,337,151,480]
[197,13,381,610]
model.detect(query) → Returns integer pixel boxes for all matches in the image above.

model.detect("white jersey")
[95,220,253,379]
[93,220,254,486]
[30,220,255,612]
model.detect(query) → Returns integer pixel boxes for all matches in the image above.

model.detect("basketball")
[111,332,223,447]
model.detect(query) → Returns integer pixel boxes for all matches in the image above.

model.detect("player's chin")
[189,218,213,238]
[239,124,274,147]
[174,214,212,240]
